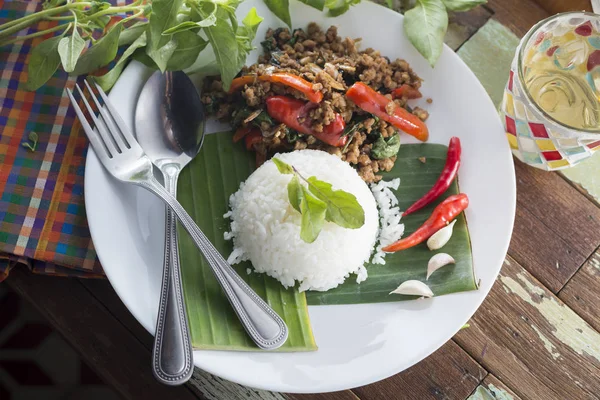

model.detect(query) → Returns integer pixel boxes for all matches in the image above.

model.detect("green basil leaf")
[235,8,263,74]
[306,176,364,229]
[58,28,86,73]
[132,48,158,68]
[263,0,292,28]
[71,24,123,75]
[203,17,238,90]
[26,31,66,91]
[95,32,147,92]
[118,21,148,46]
[403,0,448,67]
[298,0,325,11]
[162,21,200,35]
[328,4,349,16]
[273,157,294,174]
[287,175,302,212]
[371,132,401,159]
[441,0,486,11]
[325,0,359,16]
[166,31,208,70]
[386,0,393,8]
[196,2,218,27]
[299,186,327,243]
[146,0,185,71]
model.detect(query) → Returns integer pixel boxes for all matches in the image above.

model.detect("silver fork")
[67,80,289,360]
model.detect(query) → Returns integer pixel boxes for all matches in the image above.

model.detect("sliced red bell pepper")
[314,114,347,147]
[265,95,347,147]
[244,129,263,150]
[233,126,252,143]
[228,75,258,93]
[346,82,429,141]
[391,84,422,100]
[229,73,324,103]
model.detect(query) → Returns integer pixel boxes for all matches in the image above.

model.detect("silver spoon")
[135,71,289,386]
[136,71,205,385]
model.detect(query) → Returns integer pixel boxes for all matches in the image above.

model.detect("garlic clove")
[389,280,434,298]
[427,253,456,280]
[427,219,457,250]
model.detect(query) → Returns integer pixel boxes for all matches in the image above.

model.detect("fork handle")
[138,178,289,350]
[152,167,193,385]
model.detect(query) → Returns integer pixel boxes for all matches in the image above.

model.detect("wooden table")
[5,1,600,399]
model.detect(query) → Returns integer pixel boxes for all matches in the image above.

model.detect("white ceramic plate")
[84,0,516,393]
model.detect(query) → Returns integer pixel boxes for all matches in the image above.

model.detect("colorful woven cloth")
[0,0,104,280]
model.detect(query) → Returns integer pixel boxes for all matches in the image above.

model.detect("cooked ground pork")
[201,23,429,183]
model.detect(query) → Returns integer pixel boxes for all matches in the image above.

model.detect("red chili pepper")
[265,95,347,147]
[346,82,429,141]
[229,73,323,103]
[403,137,462,216]
[233,126,252,143]
[244,129,262,150]
[391,84,422,100]
[382,193,469,252]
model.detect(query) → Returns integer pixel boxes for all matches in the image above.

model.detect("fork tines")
[66,79,135,160]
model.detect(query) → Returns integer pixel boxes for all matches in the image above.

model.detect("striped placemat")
[0,0,103,280]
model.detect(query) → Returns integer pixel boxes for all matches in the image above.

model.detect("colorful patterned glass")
[501,12,600,171]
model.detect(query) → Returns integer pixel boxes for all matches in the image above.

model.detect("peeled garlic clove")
[427,220,457,250]
[427,253,456,280]
[389,280,434,298]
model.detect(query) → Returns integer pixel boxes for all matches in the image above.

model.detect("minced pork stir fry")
[201,23,430,183]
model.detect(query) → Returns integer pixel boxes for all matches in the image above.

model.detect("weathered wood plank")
[445,7,493,51]
[467,375,522,400]
[287,391,361,400]
[352,341,487,400]
[80,279,288,400]
[507,161,600,292]
[4,269,199,400]
[508,205,585,293]
[456,19,520,106]
[559,250,600,333]
[454,256,600,400]
[531,0,592,15]
[515,161,600,260]
[486,0,549,37]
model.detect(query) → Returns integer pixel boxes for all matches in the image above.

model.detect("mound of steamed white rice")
[225,150,379,292]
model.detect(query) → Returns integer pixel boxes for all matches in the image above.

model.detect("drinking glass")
[501,12,600,170]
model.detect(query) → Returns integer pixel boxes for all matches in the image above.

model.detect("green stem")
[0,23,69,48]
[80,5,145,22]
[0,3,91,32]
[45,16,75,21]
[121,10,145,24]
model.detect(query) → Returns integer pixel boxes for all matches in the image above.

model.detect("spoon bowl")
[136,71,205,168]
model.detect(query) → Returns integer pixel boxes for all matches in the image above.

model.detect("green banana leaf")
[178,132,317,351]
[178,132,476,351]
[307,143,477,305]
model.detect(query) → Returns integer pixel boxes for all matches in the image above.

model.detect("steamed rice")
[370,178,404,265]
[225,150,378,292]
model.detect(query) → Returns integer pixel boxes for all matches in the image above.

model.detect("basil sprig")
[2,0,486,92]
[273,158,365,243]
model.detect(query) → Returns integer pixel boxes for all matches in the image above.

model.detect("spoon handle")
[152,168,194,385]
[138,177,289,351]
